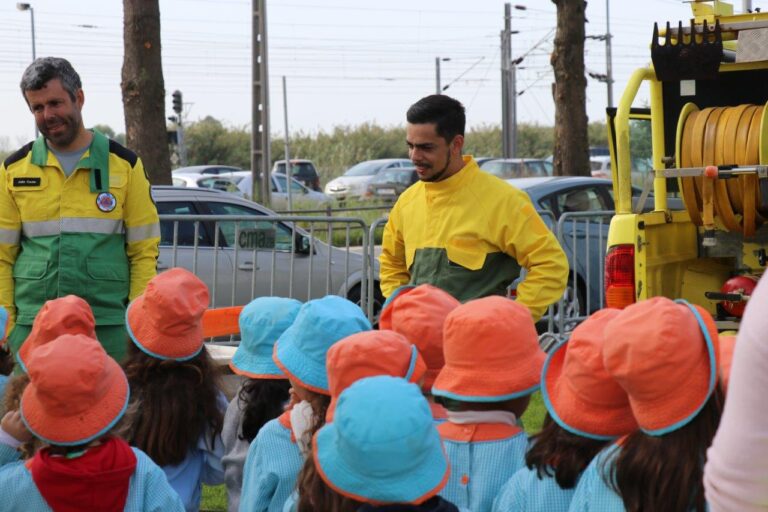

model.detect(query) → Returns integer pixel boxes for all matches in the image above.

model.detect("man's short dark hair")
[20,57,82,102]
[406,94,466,143]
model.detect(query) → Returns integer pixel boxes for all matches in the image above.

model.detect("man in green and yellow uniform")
[0,57,159,361]
[380,95,568,321]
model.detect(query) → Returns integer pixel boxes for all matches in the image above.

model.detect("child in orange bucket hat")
[0,333,184,511]
[493,309,637,512]
[431,296,545,512]
[293,329,427,510]
[379,284,460,421]
[120,268,227,512]
[569,297,724,512]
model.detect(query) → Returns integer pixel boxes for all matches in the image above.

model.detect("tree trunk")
[551,0,590,177]
[121,0,171,184]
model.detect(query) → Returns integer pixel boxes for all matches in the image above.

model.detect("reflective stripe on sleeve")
[126,222,161,243]
[0,228,20,245]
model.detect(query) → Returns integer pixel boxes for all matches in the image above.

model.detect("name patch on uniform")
[13,177,41,187]
[96,192,117,212]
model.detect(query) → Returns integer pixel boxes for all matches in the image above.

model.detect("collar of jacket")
[422,156,478,196]
[31,129,111,193]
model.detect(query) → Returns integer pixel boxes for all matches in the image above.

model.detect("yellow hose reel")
[676,102,768,238]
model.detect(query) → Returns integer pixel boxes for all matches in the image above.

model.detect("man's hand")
[1,410,33,443]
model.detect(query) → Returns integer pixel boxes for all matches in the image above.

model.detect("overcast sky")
[0,0,717,150]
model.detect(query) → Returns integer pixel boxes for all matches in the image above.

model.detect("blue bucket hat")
[273,295,371,394]
[313,375,449,505]
[230,297,302,379]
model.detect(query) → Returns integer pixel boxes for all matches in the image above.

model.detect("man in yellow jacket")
[380,95,568,321]
[0,57,159,361]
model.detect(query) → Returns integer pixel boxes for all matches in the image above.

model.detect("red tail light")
[605,245,635,309]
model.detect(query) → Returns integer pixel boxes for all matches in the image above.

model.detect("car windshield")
[371,170,412,185]
[274,162,315,177]
[344,161,385,177]
[274,174,306,193]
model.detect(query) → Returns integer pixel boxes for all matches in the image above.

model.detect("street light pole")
[435,57,450,95]
[17,2,38,138]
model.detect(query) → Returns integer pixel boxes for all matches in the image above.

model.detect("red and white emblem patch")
[96,192,117,212]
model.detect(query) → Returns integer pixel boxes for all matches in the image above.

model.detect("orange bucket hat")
[541,308,637,440]
[379,284,460,391]
[603,297,719,436]
[325,330,427,421]
[20,333,129,446]
[718,335,736,392]
[126,268,209,361]
[17,295,97,373]
[432,296,545,401]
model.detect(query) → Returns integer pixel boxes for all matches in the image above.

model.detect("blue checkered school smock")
[492,465,577,511]
[438,423,528,512]
[239,412,303,512]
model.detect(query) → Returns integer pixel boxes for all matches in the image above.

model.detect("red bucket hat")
[379,284,460,391]
[126,268,209,361]
[20,333,129,446]
[603,297,719,436]
[432,296,545,402]
[17,295,97,373]
[325,330,426,421]
[541,308,637,440]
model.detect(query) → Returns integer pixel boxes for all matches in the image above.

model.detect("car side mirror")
[295,232,311,255]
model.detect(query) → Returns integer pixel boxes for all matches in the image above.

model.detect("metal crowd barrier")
[158,214,375,339]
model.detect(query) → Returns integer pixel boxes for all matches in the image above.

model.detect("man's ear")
[75,88,85,110]
[452,134,465,154]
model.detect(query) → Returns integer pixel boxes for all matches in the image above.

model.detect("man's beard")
[420,150,452,183]
[39,113,80,148]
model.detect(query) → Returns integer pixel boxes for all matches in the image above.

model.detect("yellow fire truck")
[605,0,768,328]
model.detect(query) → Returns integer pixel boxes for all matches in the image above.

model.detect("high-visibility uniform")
[380,156,568,320]
[0,131,159,359]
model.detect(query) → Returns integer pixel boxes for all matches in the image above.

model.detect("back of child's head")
[230,296,302,442]
[325,329,426,421]
[530,308,637,488]
[602,297,723,512]
[306,376,449,508]
[432,296,544,414]
[122,268,223,466]
[379,284,460,393]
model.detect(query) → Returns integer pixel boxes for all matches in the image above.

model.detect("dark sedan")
[365,167,418,201]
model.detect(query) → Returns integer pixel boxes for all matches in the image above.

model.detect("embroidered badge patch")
[96,192,117,212]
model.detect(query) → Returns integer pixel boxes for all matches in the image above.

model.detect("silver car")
[153,186,383,315]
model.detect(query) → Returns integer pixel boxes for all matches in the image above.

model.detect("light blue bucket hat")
[273,295,371,394]
[313,375,450,504]
[230,297,302,379]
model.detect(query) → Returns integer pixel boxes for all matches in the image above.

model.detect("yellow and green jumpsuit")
[380,156,568,321]
[0,130,160,361]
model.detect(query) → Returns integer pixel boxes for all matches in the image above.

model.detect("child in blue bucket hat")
[240,295,370,512]
[308,375,458,511]
[222,297,301,512]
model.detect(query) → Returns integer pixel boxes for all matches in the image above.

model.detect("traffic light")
[172,90,182,114]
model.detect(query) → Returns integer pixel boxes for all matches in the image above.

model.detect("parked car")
[233,171,330,209]
[591,156,653,187]
[153,186,383,315]
[272,159,322,191]
[590,156,611,179]
[365,167,418,201]
[172,165,243,175]
[473,156,500,167]
[172,174,241,192]
[325,159,412,200]
[480,158,553,178]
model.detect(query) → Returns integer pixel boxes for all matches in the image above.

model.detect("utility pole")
[436,57,441,95]
[282,76,292,212]
[502,4,524,158]
[252,0,271,206]
[744,0,752,12]
[605,0,614,108]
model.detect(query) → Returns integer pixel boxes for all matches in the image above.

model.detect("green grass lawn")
[201,393,546,511]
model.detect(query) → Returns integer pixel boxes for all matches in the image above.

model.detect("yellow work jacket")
[0,131,160,330]
[380,156,568,320]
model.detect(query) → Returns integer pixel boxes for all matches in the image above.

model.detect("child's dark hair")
[0,345,13,376]
[607,384,724,512]
[525,414,610,489]
[120,342,224,466]
[297,451,361,512]
[238,378,290,443]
